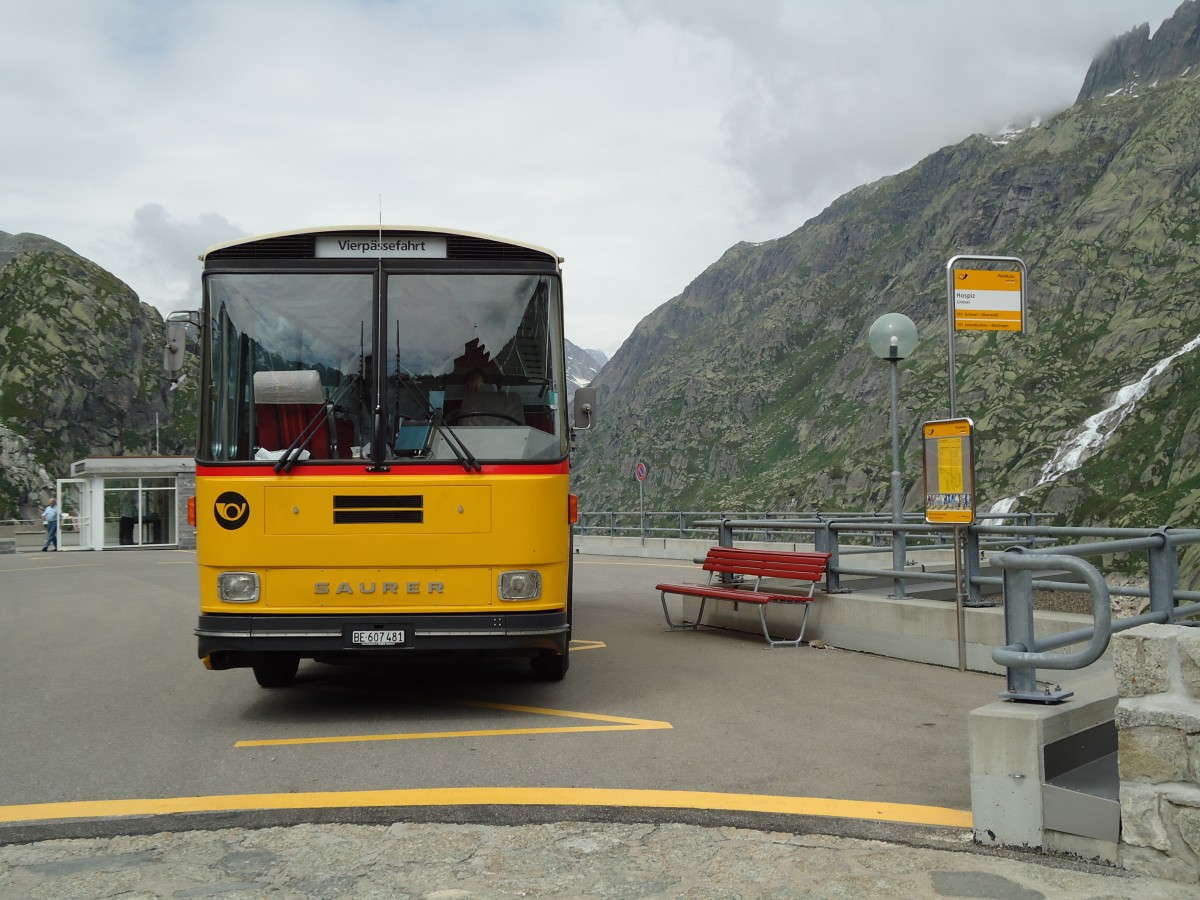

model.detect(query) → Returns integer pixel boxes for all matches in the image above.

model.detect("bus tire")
[252,654,300,688]
[530,648,568,681]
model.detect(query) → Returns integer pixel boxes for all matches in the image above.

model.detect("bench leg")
[758,603,811,649]
[660,591,704,630]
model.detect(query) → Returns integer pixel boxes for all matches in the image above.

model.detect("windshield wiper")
[429,405,480,472]
[274,380,354,473]
[274,402,330,473]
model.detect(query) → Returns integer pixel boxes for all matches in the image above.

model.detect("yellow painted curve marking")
[0,788,972,829]
[235,701,670,748]
[568,639,606,651]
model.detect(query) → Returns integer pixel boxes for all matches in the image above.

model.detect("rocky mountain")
[565,339,607,401]
[572,3,1200,567]
[1077,0,1200,102]
[0,231,197,518]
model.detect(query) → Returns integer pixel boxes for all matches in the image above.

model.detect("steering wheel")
[446,410,524,426]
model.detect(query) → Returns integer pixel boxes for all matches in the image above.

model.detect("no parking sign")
[633,462,648,482]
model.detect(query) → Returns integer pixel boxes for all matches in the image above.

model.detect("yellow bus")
[167,226,593,687]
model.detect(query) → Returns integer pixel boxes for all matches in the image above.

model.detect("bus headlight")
[498,570,541,601]
[217,572,260,603]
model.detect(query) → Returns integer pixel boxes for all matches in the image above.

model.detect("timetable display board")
[923,418,976,525]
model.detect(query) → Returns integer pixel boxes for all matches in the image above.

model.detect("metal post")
[1147,528,1178,622]
[1000,552,1038,698]
[953,525,966,672]
[964,527,993,607]
[717,514,734,584]
[718,513,733,549]
[821,522,843,593]
[639,480,645,547]
[869,313,917,597]
[813,521,828,553]
[889,356,907,598]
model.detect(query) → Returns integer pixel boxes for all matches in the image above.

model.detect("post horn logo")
[214,491,250,530]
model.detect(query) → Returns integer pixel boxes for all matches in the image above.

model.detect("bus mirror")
[572,387,597,430]
[164,322,188,377]
[164,311,199,379]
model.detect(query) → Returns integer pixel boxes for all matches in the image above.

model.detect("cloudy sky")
[0,0,1184,355]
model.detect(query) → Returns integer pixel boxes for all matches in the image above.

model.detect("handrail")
[576,510,1200,699]
[992,551,1113,671]
[984,533,1200,703]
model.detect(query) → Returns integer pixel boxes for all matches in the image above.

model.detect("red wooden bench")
[654,546,832,648]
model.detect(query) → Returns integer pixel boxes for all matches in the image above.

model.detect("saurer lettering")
[314,581,444,594]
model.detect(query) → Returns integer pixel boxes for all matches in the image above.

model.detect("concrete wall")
[1113,624,1200,884]
[968,624,1200,883]
[969,670,1120,860]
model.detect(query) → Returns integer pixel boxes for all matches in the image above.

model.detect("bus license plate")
[348,628,408,647]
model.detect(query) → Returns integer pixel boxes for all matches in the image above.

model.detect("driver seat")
[458,388,525,426]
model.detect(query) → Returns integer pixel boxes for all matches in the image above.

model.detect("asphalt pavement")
[0,548,1194,897]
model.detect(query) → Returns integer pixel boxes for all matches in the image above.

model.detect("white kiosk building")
[58,457,196,551]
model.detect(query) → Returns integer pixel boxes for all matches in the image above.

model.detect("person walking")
[41,497,59,551]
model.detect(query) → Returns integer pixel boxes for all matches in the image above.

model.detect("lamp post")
[868,313,920,599]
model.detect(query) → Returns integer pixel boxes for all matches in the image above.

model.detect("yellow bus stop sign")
[923,418,975,525]
[953,268,1024,331]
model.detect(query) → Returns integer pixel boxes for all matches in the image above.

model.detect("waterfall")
[988,332,1200,514]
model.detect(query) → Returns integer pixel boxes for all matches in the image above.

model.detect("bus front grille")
[333,495,424,524]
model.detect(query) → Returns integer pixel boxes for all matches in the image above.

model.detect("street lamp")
[868,313,920,598]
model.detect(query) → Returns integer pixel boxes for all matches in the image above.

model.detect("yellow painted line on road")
[453,700,660,725]
[0,787,971,829]
[235,701,671,748]
[569,640,607,651]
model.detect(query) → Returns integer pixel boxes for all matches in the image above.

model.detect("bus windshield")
[203,271,566,464]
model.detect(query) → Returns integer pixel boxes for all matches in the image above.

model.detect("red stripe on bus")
[195,461,570,477]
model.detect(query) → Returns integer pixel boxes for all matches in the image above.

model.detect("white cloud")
[0,0,1184,354]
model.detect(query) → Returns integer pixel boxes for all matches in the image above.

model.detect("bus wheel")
[530,649,568,681]
[252,654,299,688]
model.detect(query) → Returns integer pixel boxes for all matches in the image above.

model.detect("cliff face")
[572,50,1200,547]
[1077,0,1200,102]
[0,232,198,517]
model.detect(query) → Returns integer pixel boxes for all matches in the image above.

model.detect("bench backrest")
[702,547,831,581]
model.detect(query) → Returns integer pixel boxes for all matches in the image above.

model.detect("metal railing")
[577,510,1200,698]
[577,509,1054,548]
[991,531,1200,702]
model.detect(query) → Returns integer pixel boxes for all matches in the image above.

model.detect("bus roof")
[199,225,562,264]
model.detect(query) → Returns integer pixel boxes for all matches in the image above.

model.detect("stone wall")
[175,473,196,551]
[1114,623,1200,883]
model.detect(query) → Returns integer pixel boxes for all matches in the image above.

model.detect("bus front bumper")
[196,611,569,669]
